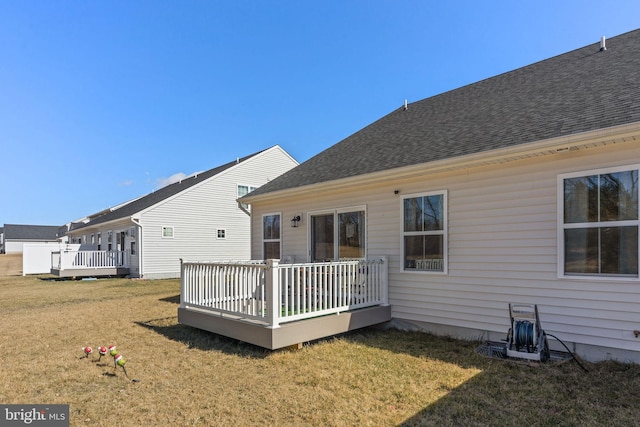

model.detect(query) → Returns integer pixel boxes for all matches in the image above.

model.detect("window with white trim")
[560,166,638,277]
[402,191,447,272]
[217,229,226,239]
[162,226,174,238]
[238,184,257,210]
[263,213,281,259]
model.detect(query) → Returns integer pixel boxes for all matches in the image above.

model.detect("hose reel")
[506,303,550,362]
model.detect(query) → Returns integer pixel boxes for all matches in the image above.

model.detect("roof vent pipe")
[403,99,408,110]
[600,36,606,51]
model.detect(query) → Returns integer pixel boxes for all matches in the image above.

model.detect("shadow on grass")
[142,294,272,357]
[135,317,270,358]
[39,276,77,282]
[339,327,640,426]
[159,294,181,304]
[340,326,486,370]
[134,314,640,424]
[395,359,636,427]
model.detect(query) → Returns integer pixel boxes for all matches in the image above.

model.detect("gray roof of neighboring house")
[248,29,640,198]
[3,224,60,240]
[70,147,270,231]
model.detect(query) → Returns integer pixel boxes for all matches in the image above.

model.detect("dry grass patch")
[1,275,639,426]
[0,253,22,276]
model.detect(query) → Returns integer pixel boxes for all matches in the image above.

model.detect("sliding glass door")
[311,214,334,261]
[310,208,365,261]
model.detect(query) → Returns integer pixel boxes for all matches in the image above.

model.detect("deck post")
[266,259,280,329]
[179,258,185,307]
[380,256,389,306]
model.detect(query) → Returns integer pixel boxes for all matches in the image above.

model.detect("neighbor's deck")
[50,250,130,278]
[178,258,391,349]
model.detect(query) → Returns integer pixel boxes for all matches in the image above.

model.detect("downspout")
[131,217,143,278]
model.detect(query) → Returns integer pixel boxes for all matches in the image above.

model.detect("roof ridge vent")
[600,35,606,51]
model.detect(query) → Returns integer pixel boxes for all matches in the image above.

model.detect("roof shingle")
[4,224,60,240]
[250,29,640,197]
[71,148,269,231]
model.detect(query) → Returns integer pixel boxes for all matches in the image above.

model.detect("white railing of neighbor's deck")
[51,250,129,270]
[180,257,388,328]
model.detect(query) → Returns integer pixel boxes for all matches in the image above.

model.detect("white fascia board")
[270,144,300,166]
[67,218,132,235]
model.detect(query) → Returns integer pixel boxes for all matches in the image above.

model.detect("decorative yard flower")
[108,345,118,367]
[97,346,108,362]
[114,353,138,382]
[82,346,93,358]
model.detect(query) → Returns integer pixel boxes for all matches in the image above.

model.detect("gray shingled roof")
[4,224,60,240]
[71,148,269,231]
[249,29,640,198]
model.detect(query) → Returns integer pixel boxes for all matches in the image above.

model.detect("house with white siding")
[1,224,61,254]
[179,30,640,362]
[59,145,298,279]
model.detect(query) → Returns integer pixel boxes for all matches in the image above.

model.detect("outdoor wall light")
[291,215,301,228]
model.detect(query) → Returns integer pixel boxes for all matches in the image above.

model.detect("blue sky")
[1,1,639,226]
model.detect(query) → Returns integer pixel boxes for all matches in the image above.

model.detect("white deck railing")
[51,250,129,271]
[180,257,388,328]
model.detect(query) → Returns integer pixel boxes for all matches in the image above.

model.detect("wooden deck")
[50,250,130,278]
[50,266,130,278]
[178,304,391,349]
[178,258,390,349]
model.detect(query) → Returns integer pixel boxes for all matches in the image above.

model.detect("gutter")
[131,217,142,278]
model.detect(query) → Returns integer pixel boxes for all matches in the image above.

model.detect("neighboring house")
[62,145,298,279]
[237,30,640,362]
[2,224,61,254]
[0,227,4,253]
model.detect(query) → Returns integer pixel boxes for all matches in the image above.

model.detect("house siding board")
[3,224,61,253]
[140,147,298,278]
[5,241,26,254]
[62,146,296,279]
[139,184,248,277]
[251,141,640,358]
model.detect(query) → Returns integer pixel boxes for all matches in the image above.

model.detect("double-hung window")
[560,166,639,278]
[263,214,281,259]
[402,191,447,273]
[238,184,257,210]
